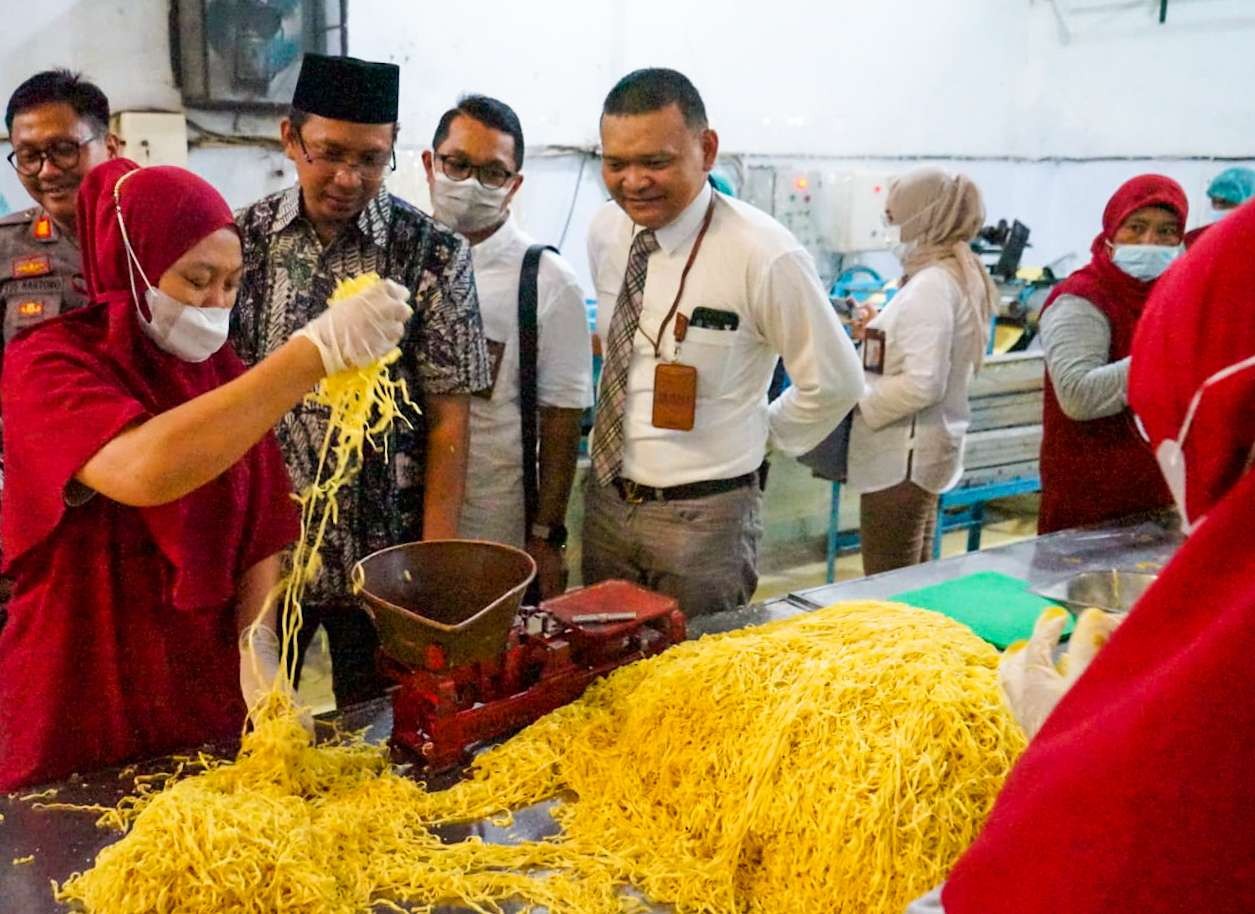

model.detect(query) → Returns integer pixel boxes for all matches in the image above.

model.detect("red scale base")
[381,580,687,773]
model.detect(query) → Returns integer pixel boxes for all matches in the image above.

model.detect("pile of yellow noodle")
[56,601,1023,914]
[53,274,1026,914]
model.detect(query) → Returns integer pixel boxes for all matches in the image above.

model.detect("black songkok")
[291,53,399,124]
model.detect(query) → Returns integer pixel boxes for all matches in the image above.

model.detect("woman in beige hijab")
[846,167,999,573]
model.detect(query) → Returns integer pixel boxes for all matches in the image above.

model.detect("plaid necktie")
[591,228,660,485]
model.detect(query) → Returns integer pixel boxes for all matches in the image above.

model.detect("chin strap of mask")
[112,167,156,321]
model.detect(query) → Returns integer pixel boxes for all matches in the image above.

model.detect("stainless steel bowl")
[1034,570,1158,614]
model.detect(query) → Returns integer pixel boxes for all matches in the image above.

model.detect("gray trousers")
[581,478,763,618]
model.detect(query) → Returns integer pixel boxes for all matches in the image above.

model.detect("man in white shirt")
[584,68,863,617]
[424,95,593,598]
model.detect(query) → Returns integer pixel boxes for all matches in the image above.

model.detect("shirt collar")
[472,211,522,264]
[651,182,714,256]
[269,183,392,249]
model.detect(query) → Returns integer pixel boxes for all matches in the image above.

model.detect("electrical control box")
[816,171,894,253]
[110,112,189,168]
[772,168,825,250]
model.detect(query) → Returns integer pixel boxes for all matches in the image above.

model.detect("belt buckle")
[621,479,647,505]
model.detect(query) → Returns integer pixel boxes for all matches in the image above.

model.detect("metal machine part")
[1033,570,1159,614]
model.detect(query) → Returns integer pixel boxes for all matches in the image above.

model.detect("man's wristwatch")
[529,523,568,548]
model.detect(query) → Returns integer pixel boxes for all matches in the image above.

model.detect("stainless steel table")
[0,515,1182,912]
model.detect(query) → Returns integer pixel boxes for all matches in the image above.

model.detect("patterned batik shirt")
[231,184,490,604]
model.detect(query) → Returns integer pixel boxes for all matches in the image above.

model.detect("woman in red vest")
[0,160,410,789]
[1036,175,1186,533]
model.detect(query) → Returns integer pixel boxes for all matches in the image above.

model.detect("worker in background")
[1184,165,1255,246]
[1035,175,1186,534]
[423,95,592,598]
[911,196,1255,914]
[846,168,999,573]
[0,158,410,788]
[582,68,862,617]
[230,54,490,707]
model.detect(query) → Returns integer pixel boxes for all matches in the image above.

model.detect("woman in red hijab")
[912,200,1255,914]
[0,159,411,789]
[1036,174,1186,533]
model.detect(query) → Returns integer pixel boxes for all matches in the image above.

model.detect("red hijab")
[1042,173,1189,328]
[2,158,293,609]
[944,201,1255,913]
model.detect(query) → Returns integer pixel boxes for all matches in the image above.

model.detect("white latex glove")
[239,624,314,736]
[998,606,1123,739]
[294,277,412,376]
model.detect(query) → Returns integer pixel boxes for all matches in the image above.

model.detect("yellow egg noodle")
[275,271,418,681]
[55,600,1023,913]
[50,274,1026,913]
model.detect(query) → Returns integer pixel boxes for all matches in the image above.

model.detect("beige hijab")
[887,167,1000,369]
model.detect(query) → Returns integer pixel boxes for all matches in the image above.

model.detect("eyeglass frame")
[6,133,104,177]
[434,153,518,190]
[294,128,397,180]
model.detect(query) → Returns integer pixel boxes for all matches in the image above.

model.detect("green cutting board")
[890,571,1071,649]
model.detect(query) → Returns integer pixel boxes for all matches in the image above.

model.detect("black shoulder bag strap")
[518,245,559,539]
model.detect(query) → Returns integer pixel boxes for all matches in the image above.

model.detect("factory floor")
[296,460,1040,715]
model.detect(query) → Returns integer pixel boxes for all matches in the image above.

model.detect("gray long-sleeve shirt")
[1039,294,1130,421]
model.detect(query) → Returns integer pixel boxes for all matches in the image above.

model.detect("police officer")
[1,69,117,351]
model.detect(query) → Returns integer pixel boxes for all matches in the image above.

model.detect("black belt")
[611,471,757,505]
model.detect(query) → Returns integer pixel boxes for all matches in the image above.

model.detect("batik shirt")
[231,184,490,603]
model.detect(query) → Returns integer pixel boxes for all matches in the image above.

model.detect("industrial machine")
[354,541,687,772]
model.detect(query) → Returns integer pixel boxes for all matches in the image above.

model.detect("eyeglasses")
[7,135,101,177]
[436,153,516,190]
[296,129,396,180]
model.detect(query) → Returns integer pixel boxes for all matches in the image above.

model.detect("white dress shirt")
[460,214,594,546]
[586,184,863,488]
[847,265,984,495]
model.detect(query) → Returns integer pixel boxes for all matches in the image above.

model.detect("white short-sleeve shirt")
[460,215,594,546]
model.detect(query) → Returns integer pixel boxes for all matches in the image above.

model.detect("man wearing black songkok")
[230,53,490,708]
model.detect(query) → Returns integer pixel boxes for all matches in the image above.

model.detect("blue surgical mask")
[1111,243,1184,281]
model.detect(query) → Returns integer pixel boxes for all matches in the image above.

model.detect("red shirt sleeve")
[1,330,148,570]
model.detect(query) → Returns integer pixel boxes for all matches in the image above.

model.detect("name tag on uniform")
[652,362,698,431]
[12,255,51,279]
[863,328,886,374]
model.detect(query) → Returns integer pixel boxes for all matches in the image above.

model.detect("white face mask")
[430,171,512,235]
[1147,352,1255,534]
[113,170,230,362]
[140,286,232,363]
[1211,205,1237,223]
[1110,243,1184,281]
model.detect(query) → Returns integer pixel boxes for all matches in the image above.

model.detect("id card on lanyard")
[647,196,717,431]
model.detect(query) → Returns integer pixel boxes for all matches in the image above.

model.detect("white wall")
[1,0,1253,290]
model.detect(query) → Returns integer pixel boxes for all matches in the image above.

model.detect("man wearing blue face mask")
[422,96,593,600]
[1035,174,1187,534]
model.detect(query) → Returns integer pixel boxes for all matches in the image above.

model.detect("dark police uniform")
[0,206,88,352]
[0,205,88,618]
